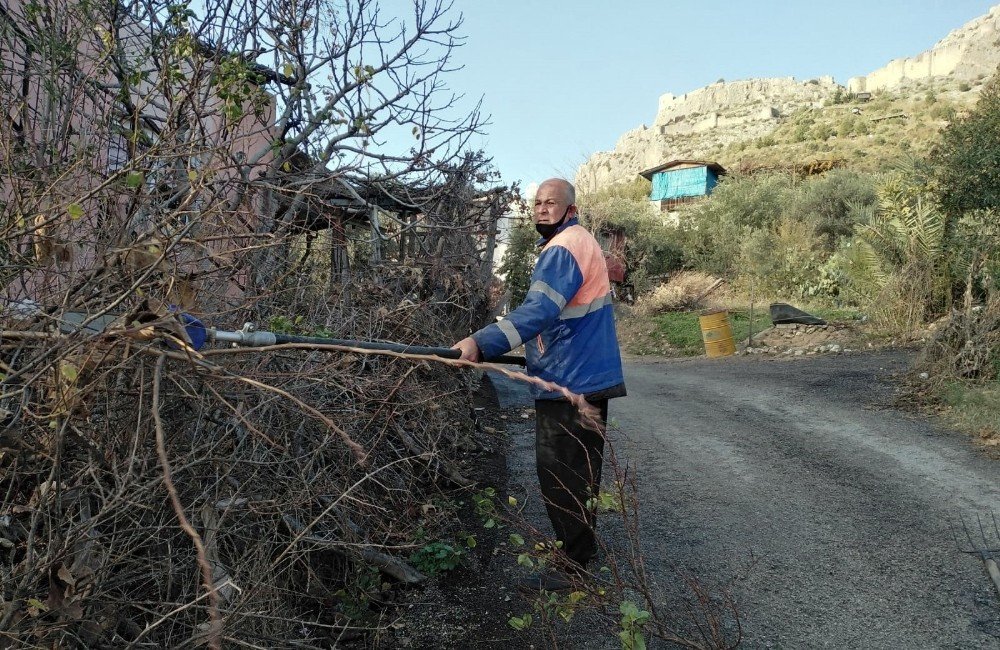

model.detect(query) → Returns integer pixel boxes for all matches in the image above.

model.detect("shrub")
[934,70,1000,218]
[929,103,956,120]
[836,116,856,137]
[410,541,465,574]
[497,212,537,307]
[838,169,948,332]
[824,87,848,106]
[919,298,1000,381]
[578,181,685,294]
[672,173,793,277]
[787,169,878,251]
[810,123,834,140]
[740,216,837,299]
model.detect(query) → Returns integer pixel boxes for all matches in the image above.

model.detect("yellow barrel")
[699,309,736,358]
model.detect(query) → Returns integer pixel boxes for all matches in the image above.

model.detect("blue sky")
[441,1,998,192]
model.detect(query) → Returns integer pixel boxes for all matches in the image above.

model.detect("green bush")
[497,214,537,307]
[837,169,949,331]
[672,173,792,277]
[929,103,956,120]
[788,169,878,251]
[824,87,848,106]
[656,167,887,306]
[811,123,834,140]
[836,116,857,138]
[410,541,465,574]
[580,192,684,293]
[935,71,1000,218]
[740,216,839,299]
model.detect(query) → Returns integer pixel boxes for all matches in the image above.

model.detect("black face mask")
[535,206,571,239]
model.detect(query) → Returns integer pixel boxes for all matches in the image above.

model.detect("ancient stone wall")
[848,6,1000,93]
[576,77,838,192]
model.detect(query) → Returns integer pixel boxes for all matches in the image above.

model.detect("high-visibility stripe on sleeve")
[559,293,613,319]
[527,280,567,310]
[496,318,522,349]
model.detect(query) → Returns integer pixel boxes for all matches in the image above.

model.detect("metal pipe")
[29,308,526,366]
[209,328,525,366]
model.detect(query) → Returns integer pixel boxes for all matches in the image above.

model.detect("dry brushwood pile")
[0,0,516,644]
[918,299,1000,381]
[0,262,506,647]
[631,272,726,316]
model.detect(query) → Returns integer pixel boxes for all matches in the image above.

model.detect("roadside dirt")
[374,374,546,649]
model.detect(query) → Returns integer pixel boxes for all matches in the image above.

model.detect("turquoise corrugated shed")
[650,166,719,201]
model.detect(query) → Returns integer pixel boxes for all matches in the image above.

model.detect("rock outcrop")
[577,77,839,192]
[848,6,1000,93]
[576,5,1000,194]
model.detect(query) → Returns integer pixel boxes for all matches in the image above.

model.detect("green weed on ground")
[939,381,1000,443]
[621,305,864,357]
[625,309,773,356]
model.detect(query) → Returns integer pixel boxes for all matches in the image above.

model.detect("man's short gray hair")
[542,178,576,205]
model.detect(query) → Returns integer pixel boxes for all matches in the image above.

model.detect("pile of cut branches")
[0,260,497,647]
[631,272,725,316]
[918,298,1000,382]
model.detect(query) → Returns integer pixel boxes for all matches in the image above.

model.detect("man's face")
[533,182,574,224]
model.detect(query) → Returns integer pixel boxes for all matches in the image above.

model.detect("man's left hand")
[451,337,481,362]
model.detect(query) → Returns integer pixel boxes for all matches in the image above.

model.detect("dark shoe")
[518,570,576,592]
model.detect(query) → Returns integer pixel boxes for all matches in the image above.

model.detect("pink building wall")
[0,0,279,320]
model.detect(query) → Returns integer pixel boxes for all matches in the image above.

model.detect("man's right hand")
[451,336,481,362]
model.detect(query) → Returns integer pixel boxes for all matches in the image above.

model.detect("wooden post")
[370,206,382,263]
[329,213,348,288]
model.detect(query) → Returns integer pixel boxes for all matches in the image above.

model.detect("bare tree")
[0,0,514,646]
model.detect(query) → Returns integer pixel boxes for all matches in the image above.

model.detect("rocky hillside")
[576,5,1000,193]
[849,5,1000,93]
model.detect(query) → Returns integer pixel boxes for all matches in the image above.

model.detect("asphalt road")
[604,351,1000,648]
[392,351,999,649]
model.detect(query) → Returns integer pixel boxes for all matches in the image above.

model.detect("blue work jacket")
[473,217,625,400]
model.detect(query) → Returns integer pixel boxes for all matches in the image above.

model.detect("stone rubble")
[739,322,856,357]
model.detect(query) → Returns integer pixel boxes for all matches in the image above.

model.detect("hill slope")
[576,6,1000,193]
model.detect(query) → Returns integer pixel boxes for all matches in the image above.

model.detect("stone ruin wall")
[848,6,1000,93]
[576,77,838,193]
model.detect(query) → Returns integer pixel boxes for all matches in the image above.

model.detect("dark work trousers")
[535,397,609,568]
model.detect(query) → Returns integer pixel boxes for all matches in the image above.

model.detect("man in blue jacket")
[453,178,626,591]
